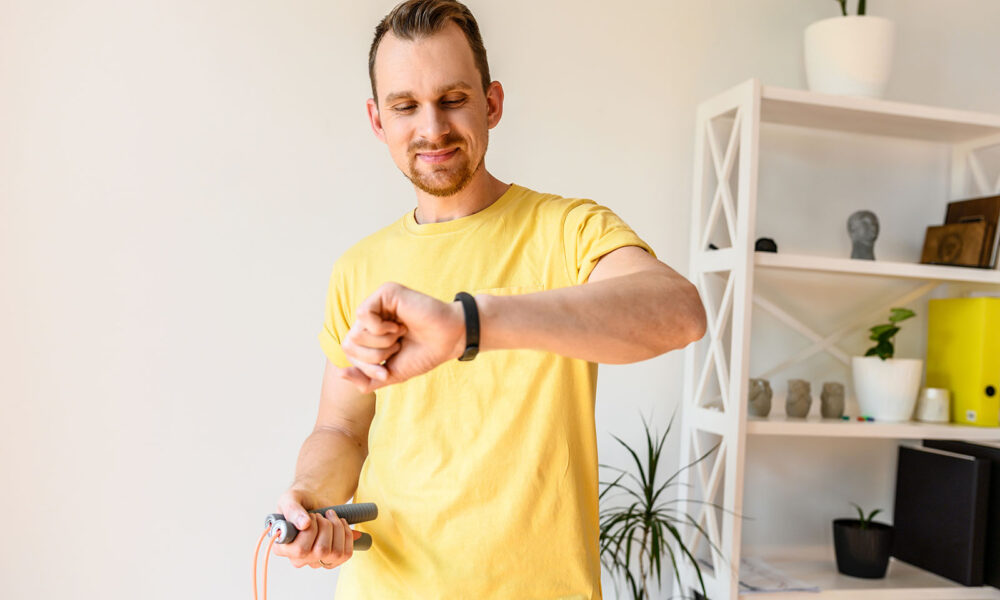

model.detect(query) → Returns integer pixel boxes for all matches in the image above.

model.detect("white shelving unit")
[675,79,1000,600]
[731,549,1000,600]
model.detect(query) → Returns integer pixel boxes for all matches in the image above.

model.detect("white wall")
[2,1,998,598]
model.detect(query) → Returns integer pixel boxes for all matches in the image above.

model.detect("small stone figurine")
[786,379,812,418]
[748,378,772,417]
[820,382,845,418]
[847,210,879,260]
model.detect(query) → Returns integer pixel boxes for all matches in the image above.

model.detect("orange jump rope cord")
[253,525,270,600]
[263,528,279,600]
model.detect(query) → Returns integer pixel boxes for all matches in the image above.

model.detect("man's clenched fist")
[271,488,363,570]
[338,282,467,393]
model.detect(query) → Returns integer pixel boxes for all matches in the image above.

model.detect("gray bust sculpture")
[786,379,812,418]
[820,382,845,418]
[748,378,772,417]
[847,210,879,260]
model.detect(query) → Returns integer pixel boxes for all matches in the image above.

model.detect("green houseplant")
[599,414,722,600]
[864,307,915,360]
[853,307,923,421]
[834,0,867,16]
[850,503,883,528]
[832,502,893,578]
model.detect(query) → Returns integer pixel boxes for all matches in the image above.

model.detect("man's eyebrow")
[383,81,474,105]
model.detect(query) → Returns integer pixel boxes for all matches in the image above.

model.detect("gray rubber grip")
[264,513,283,529]
[267,502,378,549]
[353,532,373,551]
[309,503,378,524]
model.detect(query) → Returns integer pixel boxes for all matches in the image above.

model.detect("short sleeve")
[317,259,353,369]
[561,199,656,285]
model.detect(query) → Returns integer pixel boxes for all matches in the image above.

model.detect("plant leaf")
[612,433,649,491]
[851,502,864,522]
[889,307,915,323]
[868,324,897,340]
[599,472,626,501]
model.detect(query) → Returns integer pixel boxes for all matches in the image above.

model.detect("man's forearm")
[474,268,706,364]
[290,428,367,505]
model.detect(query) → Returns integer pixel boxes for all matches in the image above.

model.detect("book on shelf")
[892,444,991,586]
[924,440,1000,590]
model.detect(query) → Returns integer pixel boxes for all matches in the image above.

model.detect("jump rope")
[252,502,379,599]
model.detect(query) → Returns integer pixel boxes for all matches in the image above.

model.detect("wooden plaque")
[945,195,1000,267]
[920,221,988,267]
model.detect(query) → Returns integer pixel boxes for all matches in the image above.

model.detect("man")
[273,0,706,597]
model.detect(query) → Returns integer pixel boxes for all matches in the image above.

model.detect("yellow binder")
[926,297,1000,426]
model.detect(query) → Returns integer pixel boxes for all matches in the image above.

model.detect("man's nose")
[417,105,450,142]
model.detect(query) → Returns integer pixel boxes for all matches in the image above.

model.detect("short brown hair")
[368,0,491,106]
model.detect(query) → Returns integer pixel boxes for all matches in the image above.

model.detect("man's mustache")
[409,135,465,153]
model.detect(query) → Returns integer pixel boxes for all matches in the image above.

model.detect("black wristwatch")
[453,292,480,361]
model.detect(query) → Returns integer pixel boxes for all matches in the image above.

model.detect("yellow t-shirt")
[318,183,654,599]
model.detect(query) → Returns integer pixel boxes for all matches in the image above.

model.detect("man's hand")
[271,488,363,569]
[338,282,465,393]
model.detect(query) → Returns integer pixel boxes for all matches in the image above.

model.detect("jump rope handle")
[265,502,378,551]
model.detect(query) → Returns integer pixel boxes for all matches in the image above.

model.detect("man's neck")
[413,170,511,225]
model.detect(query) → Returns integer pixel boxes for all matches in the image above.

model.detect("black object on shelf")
[755,237,778,252]
[924,439,1000,589]
[833,519,893,578]
[892,444,991,586]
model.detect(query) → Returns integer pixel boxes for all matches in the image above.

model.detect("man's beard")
[405,134,485,198]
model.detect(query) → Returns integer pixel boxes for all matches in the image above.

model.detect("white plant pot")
[852,356,923,422]
[804,15,895,98]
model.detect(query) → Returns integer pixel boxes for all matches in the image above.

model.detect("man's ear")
[486,81,504,129]
[366,98,387,144]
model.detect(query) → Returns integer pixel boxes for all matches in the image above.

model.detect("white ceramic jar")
[915,388,951,423]
[804,15,895,98]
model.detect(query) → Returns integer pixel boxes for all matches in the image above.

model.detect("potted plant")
[599,414,723,600]
[833,503,893,578]
[804,1,896,98]
[852,307,922,421]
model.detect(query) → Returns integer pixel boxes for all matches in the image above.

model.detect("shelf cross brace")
[753,280,939,381]
[694,271,735,411]
[702,109,742,251]
[686,433,726,562]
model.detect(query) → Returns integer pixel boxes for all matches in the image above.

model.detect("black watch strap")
[453,291,480,361]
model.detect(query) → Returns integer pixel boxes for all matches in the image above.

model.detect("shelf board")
[748,416,1000,440]
[737,555,1000,599]
[754,252,1000,285]
[760,84,1000,143]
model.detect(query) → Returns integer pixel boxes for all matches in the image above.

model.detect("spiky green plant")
[835,0,867,16]
[864,307,915,361]
[850,502,883,530]
[599,414,724,600]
